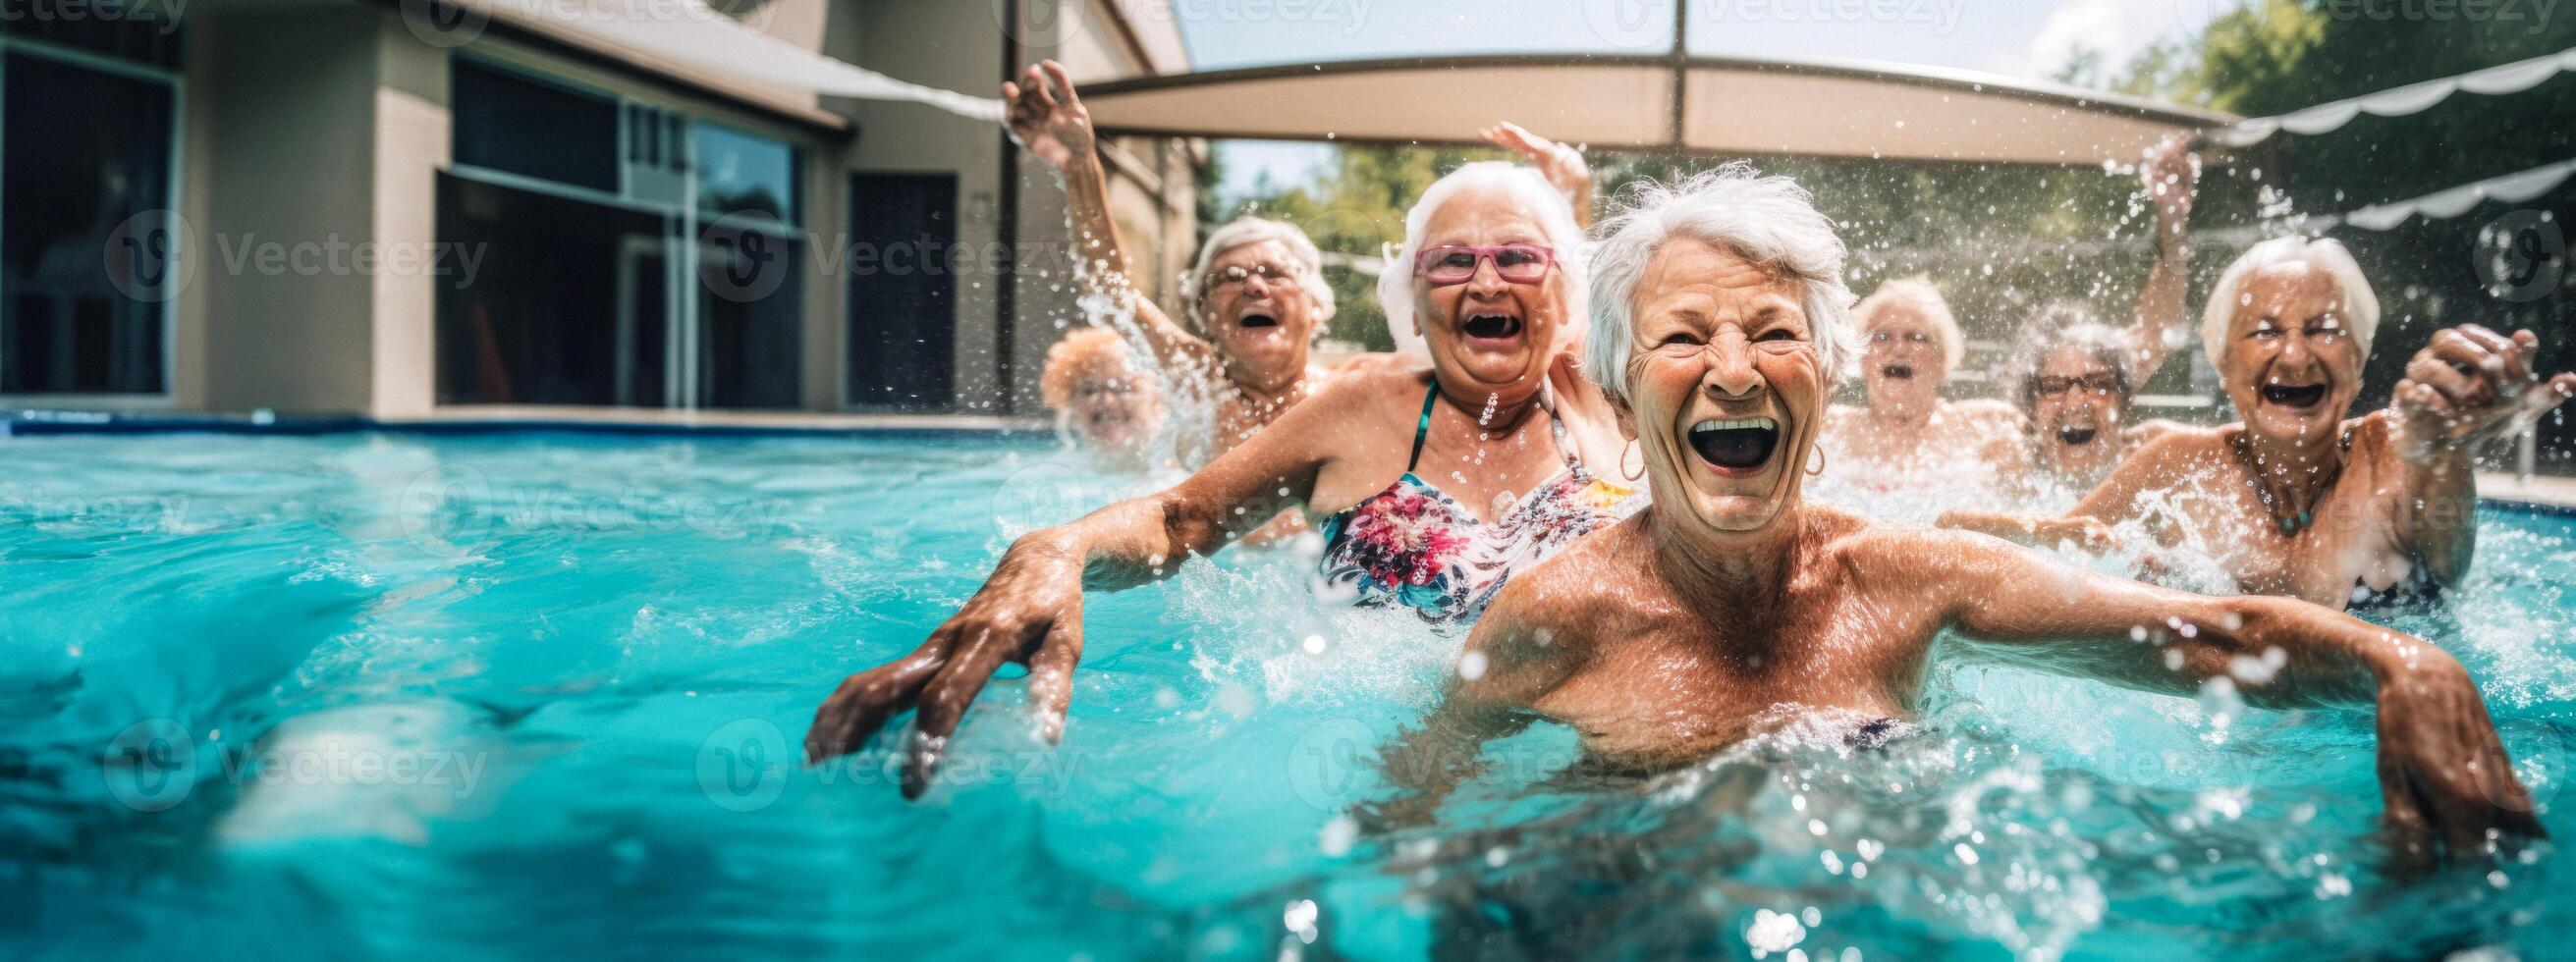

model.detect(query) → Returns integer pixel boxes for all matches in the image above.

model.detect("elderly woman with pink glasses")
[803,160,1637,794]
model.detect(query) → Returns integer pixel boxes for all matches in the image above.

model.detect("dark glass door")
[847,173,956,410]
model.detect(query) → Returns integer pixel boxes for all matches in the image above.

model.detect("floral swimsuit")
[1317,385,1636,626]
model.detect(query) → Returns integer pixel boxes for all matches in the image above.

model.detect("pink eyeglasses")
[1414,243,1558,286]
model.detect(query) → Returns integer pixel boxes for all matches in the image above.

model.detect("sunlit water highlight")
[2,430,2570,959]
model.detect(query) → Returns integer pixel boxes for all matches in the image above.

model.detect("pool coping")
[1,407,1055,442]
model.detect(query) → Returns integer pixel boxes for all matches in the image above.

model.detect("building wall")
[154,0,1193,417]
[187,5,385,415]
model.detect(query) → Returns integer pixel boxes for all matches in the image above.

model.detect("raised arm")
[802,382,1353,793]
[1481,122,1593,228]
[1006,61,1214,373]
[2128,137,2198,379]
[1918,530,2542,857]
[2386,324,2576,586]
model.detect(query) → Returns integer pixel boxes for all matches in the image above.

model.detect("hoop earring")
[1806,445,1828,477]
[1618,440,1644,482]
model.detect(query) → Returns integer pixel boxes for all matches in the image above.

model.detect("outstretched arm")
[2385,324,2576,587]
[1918,530,2542,858]
[1006,61,1215,373]
[803,382,1356,792]
[2128,137,2198,380]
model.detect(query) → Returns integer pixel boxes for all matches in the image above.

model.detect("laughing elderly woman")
[1941,237,2576,612]
[1380,167,2541,861]
[804,159,1635,795]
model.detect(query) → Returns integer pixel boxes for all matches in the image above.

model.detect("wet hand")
[803,537,1087,798]
[2371,652,2546,862]
[2034,516,2117,554]
[1002,60,1095,170]
[2391,325,2576,464]
[2141,136,2198,247]
[1480,122,1589,206]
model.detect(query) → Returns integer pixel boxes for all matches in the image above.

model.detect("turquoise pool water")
[3,430,2572,959]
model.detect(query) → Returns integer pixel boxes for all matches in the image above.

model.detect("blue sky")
[1179,0,2236,198]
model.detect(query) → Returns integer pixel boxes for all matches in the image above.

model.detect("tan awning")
[1080,55,2235,165]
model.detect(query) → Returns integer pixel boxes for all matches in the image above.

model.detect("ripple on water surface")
[0,431,2568,960]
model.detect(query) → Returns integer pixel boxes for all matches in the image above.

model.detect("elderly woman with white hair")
[1941,236,2576,612]
[1818,276,2032,504]
[803,154,1631,793]
[1384,167,2542,860]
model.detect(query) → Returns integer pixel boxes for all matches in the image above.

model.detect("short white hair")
[2199,236,2381,370]
[1583,163,1855,406]
[1854,277,1964,373]
[1378,162,1589,359]
[1178,216,1336,337]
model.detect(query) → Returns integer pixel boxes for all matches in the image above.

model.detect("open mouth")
[2056,426,2099,446]
[1688,416,1781,473]
[1462,314,1523,341]
[1880,363,1914,380]
[1235,312,1280,330]
[2259,383,2329,409]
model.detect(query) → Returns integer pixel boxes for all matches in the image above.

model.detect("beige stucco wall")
[158,0,1189,417]
[188,3,385,415]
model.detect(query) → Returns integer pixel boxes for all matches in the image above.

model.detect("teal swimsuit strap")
[1405,383,1438,473]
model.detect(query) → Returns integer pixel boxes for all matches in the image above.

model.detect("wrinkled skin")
[1378,237,2543,864]
[2026,345,2158,490]
[803,183,1625,798]
[1947,260,2576,609]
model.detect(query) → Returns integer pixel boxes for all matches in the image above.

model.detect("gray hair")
[2011,308,2138,411]
[1378,161,1589,359]
[1583,164,1854,405]
[1854,276,1963,373]
[2199,236,2380,370]
[1178,216,1337,337]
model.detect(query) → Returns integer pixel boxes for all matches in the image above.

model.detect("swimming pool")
[3,429,2569,959]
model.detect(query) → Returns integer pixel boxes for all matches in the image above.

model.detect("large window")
[437,60,804,409]
[451,59,619,194]
[0,44,178,396]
